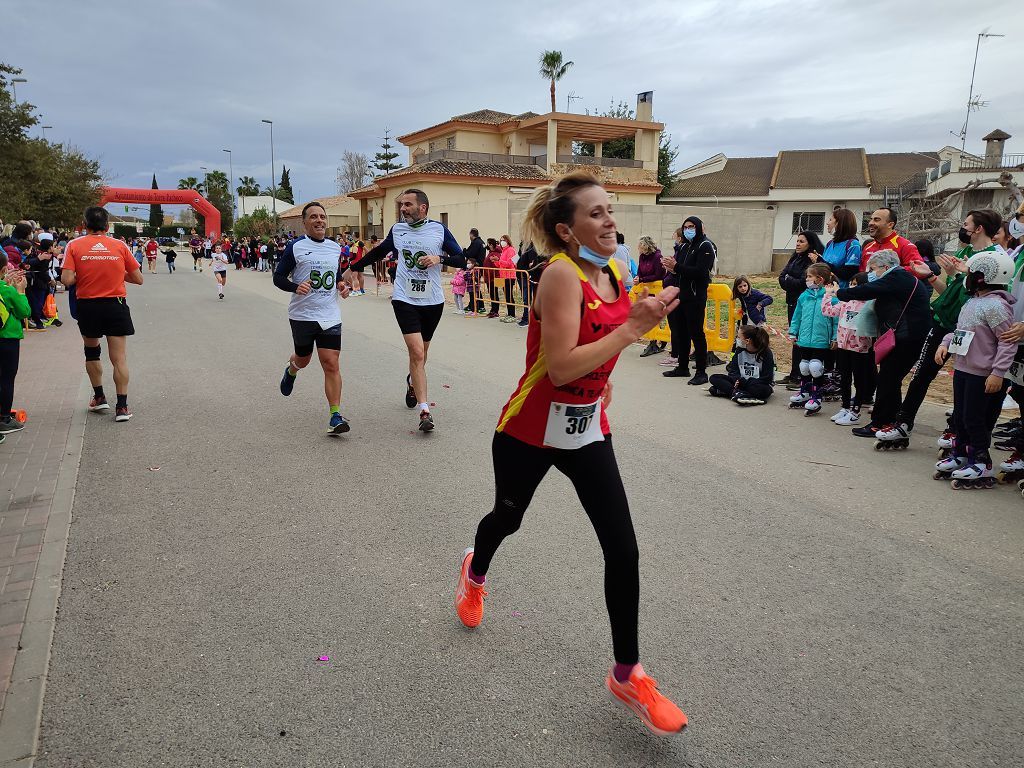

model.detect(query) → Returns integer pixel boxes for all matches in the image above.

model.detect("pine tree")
[149,174,163,231]
[372,129,401,174]
[278,166,294,205]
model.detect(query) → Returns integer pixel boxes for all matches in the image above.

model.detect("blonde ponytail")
[520,170,603,257]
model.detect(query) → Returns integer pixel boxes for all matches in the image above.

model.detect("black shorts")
[290,319,341,357]
[392,300,443,341]
[76,297,135,339]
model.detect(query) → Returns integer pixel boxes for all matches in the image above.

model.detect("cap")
[37,232,54,243]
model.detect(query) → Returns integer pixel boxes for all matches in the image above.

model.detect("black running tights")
[471,431,640,664]
[0,338,19,418]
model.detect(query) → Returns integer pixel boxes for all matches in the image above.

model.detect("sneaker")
[605,664,687,736]
[114,406,132,422]
[687,372,709,386]
[88,396,110,412]
[851,424,879,438]
[28,324,46,332]
[418,411,435,432]
[831,408,850,423]
[777,375,798,386]
[658,357,679,367]
[280,365,296,396]
[328,412,350,435]
[405,375,416,408]
[486,312,499,319]
[662,367,690,378]
[517,318,529,327]
[51,319,63,327]
[834,409,860,426]
[640,342,660,358]
[501,316,517,323]
[451,309,465,315]
[455,548,486,628]
[0,416,25,434]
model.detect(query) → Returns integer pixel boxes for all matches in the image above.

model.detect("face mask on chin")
[568,229,610,269]
[805,279,818,289]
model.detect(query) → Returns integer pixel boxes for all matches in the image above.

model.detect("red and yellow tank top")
[496,253,631,448]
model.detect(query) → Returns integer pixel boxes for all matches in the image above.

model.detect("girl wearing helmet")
[935,248,1017,488]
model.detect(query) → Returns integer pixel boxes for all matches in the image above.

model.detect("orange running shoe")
[606,664,687,735]
[455,547,486,628]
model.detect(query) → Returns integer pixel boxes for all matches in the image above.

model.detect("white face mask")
[805,279,817,289]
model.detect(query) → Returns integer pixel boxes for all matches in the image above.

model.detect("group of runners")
[58,176,689,736]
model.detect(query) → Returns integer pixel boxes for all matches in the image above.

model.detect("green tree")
[0,63,103,226]
[575,100,679,198]
[277,166,294,205]
[177,176,204,194]
[236,175,260,197]
[148,174,164,229]
[204,169,234,232]
[233,208,279,239]
[539,51,573,113]
[372,129,401,174]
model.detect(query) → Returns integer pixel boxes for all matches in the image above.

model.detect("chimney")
[982,129,1010,167]
[636,91,653,122]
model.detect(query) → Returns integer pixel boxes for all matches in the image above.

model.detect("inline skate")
[875,422,911,451]
[789,381,810,409]
[997,451,1024,484]
[934,452,968,481]
[950,450,996,490]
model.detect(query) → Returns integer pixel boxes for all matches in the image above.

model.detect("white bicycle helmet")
[965,248,1015,288]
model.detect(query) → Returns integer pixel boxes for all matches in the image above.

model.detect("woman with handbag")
[834,250,931,441]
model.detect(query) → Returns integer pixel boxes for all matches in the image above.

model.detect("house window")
[428,140,438,152]
[446,135,456,150]
[792,212,825,234]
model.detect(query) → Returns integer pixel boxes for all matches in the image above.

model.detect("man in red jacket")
[860,207,931,278]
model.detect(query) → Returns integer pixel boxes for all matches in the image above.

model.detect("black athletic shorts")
[76,297,135,339]
[392,300,443,341]
[290,319,341,357]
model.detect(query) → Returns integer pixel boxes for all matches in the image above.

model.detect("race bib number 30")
[543,400,604,450]
[948,329,975,356]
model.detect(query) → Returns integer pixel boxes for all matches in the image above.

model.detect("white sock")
[218,285,224,296]
[418,402,430,413]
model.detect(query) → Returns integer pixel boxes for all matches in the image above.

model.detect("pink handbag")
[873,284,916,365]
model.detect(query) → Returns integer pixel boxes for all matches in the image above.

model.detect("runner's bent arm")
[348,230,395,272]
[273,241,301,292]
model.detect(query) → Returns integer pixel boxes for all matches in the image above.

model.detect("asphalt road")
[35,266,1024,767]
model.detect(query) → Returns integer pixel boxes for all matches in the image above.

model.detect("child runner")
[935,249,1016,488]
[162,246,177,275]
[211,243,229,299]
[787,263,837,415]
[454,172,688,735]
[822,271,875,426]
[708,325,775,405]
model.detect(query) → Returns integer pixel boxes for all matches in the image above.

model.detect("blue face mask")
[867,271,879,282]
[569,230,611,268]
[683,228,696,241]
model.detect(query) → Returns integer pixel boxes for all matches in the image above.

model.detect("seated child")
[708,325,776,405]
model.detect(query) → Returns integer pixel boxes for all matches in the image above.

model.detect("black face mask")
[958,227,973,244]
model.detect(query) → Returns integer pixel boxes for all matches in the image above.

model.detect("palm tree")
[539,50,573,112]
[236,175,260,197]
[178,176,203,194]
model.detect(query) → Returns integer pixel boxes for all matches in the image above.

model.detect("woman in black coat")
[834,249,931,438]
[778,230,825,383]
[662,216,716,385]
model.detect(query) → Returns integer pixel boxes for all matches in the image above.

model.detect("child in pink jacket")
[451,268,467,315]
[822,271,875,426]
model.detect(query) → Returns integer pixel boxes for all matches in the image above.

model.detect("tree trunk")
[550,79,556,112]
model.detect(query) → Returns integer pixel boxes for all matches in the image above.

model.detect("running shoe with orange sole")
[455,547,486,628]
[606,664,687,736]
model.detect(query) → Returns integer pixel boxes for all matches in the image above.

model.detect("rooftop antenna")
[567,90,582,113]
[951,30,1004,155]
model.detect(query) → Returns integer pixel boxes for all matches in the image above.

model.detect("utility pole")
[262,119,276,220]
[222,148,235,223]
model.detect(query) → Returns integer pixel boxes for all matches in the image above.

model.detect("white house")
[662,129,1022,268]
[236,195,292,217]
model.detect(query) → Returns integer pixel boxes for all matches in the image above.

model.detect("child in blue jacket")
[733,275,774,326]
[787,263,838,415]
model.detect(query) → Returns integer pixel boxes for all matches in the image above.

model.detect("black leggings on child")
[0,338,20,418]
[470,431,639,664]
[834,348,875,410]
[952,370,1008,454]
[708,373,773,401]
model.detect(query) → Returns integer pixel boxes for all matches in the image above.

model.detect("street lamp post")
[41,125,52,140]
[10,77,26,102]
[222,148,235,223]
[261,119,276,221]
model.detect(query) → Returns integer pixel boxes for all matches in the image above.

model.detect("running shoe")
[658,357,679,367]
[88,396,110,413]
[419,411,435,432]
[830,408,850,423]
[280,365,296,396]
[517,318,529,327]
[405,375,416,408]
[851,424,879,438]
[328,412,350,435]
[605,664,688,736]
[455,547,486,628]
[0,416,25,434]
[115,406,132,423]
[834,409,860,426]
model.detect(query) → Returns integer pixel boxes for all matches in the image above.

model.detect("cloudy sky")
[5,0,1019,210]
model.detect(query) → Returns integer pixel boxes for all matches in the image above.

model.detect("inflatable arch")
[98,187,222,239]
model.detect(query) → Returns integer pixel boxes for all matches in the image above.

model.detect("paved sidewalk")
[0,296,86,767]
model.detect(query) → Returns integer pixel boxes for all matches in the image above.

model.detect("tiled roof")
[773,148,867,189]
[278,194,356,219]
[375,159,550,182]
[865,152,938,194]
[451,109,539,125]
[666,157,776,197]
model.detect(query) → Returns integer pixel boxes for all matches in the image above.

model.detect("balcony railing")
[959,153,1024,171]
[413,149,644,169]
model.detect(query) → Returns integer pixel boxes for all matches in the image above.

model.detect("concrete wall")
[454,130,504,153]
[509,200,775,275]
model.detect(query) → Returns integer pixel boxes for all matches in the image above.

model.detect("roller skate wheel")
[982,478,996,489]
[933,471,948,481]
[951,479,964,489]
[1017,478,1024,491]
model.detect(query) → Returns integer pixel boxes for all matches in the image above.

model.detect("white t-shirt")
[279,236,343,328]
[211,253,230,272]
[382,220,462,306]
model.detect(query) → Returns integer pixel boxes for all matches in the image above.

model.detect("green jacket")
[0,282,31,339]
[929,244,997,331]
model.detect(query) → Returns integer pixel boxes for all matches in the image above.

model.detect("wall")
[454,130,504,153]
[509,200,775,275]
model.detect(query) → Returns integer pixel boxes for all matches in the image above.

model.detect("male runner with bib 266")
[275,201,352,436]
[343,189,465,432]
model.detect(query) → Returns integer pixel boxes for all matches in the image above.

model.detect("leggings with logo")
[470,430,639,664]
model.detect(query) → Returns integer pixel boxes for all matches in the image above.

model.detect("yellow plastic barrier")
[628,281,739,351]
